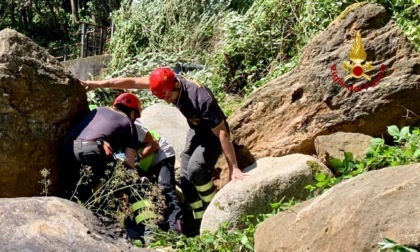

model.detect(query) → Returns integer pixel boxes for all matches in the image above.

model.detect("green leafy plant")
[148,197,297,251]
[304,172,338,195]
[329,152,366,178]
[366,125,420,169]
[306,125,420,196]
[70,160,165,233]
[378,237,418,252]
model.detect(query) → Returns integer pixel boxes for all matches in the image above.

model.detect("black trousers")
[180,129,221,204]
[61,139,114,202]
[140,156,182,232]
[179,129,222,237]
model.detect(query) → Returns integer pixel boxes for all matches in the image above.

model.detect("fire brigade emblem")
[342,31,373,81]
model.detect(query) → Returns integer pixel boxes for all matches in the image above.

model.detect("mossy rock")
[337,2,369,20]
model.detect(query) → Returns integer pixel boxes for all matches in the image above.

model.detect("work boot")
[181,211,201,237]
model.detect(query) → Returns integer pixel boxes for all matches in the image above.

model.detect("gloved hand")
[139,176,150,185]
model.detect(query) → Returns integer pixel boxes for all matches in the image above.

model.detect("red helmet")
[113,93,141,112]
[149,67,176,99]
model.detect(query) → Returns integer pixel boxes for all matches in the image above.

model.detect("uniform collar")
[175,76,184,107]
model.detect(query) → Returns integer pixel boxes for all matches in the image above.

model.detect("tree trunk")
[70,0,79,23]
[44,0,63,35]
[10,0,16,26]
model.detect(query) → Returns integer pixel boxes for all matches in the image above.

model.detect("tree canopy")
[1,0,418,108]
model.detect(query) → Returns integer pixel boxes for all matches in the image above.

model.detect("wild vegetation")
[143,125,420,251]
[305,125,420,195]
[51,125,420,250]
[100,0,419,110]
[8,0,416,250]
[0,0,119,48]
[2,1,418,109]
[69,160,165,247]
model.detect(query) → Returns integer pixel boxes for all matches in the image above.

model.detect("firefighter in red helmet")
[80,68,248,236]
[62,92,140,202]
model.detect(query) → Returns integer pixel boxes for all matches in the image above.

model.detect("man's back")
[175,75,226,132]
[67,107,137,151]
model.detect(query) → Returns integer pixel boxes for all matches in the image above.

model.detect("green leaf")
[400,126,411,139]
[201,233,215,243]
[305,185,316,191]
[413,149,420,157]
[370,138,384,148]
[316,181,327,187]
[132,239,143,247]
[344,152,354,162]
[329,158,342,168]
[270,202,280,209]
[388,125,400,139]
[315,173,327,181]
[390,161,400,166]
[240,234,252,249]
[89,104,98,110]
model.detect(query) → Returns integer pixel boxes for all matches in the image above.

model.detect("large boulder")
[201,154,330,233]
[315,132,373,170]
[0,197,147,251]
[254,163,420,252]
[0,28,89,197]
[139,103,189,161]
[228,3,420,169]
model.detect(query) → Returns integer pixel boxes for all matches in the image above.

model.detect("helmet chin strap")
[129,110,139,121]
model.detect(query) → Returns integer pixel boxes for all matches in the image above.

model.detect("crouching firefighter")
[62,93,140,202]
[125,118,183,241]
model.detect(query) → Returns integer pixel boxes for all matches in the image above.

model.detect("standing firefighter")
[63,93,140,202]
[149,67,248,235]
[80,68,248,235]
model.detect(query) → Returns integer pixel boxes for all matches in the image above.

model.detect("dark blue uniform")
[63,107,138,201]
[174,75,227,235]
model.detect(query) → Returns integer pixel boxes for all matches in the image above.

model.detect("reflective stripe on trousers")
[189,199,204,220]
[132,199,157,224]
[195,179,216,204]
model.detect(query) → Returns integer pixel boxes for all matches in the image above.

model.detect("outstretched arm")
[79,77,150,91]
[211,121,248,181]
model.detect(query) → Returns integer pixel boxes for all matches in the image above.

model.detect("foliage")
[305,125,420,195]
[305,152,366,195]
[107,0,238,72]
[87,0,419,109]
[71,160,165,229]
[148,197,297,251]
[365,125,420,169]
[2,0,418,98]
[372,0,420,51]
[211,0,359,96]
[378,237,418,252]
